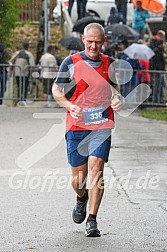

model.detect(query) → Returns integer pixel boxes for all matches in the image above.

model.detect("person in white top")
[9,42,35,105]
[39,46,58,107]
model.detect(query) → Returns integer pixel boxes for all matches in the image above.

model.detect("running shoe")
[85,220,101,237]
[72,190,88,224]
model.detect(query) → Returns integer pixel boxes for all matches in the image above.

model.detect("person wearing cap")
[149,30,166,50]
[150,39,166,104]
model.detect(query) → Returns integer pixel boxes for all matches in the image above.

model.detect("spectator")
[132,1,150,40]
[68,0,74,16]
[0,44,8,106]
[123,57,142,108]
[118,39,129,60]
[35,10,45,65]
[9,42,35,106]
[116,40,129,90]
[150,40,166,104]
[107,7,125,25]
[122,58,142,108]
[76,0,87,20]
[101,40,113,57]
[135,40,151,103]
[39,45,58,107]
[54,45,63,68]
[137,40,151,85]
[107,6,125,42]
[118,41,142,108]
[115,0,130,24]
[137,58,151,84]
[149,30,166,50]
[164,2,167,20]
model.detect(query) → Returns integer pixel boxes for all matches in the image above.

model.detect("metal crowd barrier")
[139,69,167,107]
[0,64,23,106]
[116,68,167,108]
[0,63,167,108]
[25,65,57,102]
[0,64,57,106]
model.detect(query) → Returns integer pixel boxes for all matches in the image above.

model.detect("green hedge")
[0,0,30,45]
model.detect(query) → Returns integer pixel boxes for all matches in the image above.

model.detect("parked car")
[53,0,166,25]
[53,0,133,25]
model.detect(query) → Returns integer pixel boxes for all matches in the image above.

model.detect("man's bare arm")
[52,84,82,119]
[110,84,122,111]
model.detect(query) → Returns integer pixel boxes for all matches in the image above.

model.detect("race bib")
[83,106,108,125]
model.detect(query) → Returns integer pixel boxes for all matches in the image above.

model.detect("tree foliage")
[0,0,30,45]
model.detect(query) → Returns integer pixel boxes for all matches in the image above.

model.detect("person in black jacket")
[107,7,125,42]
[107,7,125,25]
[150,40,166,103]
[115,0,131,24]
[68,0,74,16]
[76,0,87,19]
[149,30,166,50]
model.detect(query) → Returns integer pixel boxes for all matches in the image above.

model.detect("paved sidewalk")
[0,107,167,252]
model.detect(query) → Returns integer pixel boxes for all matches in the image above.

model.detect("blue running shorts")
[65,129,112,167]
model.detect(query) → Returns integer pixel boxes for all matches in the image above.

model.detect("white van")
[53,0,166,25]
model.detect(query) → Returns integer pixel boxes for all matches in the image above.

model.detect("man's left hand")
[111,96,122,111]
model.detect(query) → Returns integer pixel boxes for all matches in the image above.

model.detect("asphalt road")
[0,107,167,252]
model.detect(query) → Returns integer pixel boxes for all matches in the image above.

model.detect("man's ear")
[81,34,85,44]
[104,36,107,43]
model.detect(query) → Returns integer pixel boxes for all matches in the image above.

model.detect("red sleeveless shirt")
[66,53,115,130]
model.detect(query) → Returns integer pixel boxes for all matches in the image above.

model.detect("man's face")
[50,48,56,55]
[136,1,142,9]
[82,28,105,60]
[158,33,165,41]
[119,43,125,51]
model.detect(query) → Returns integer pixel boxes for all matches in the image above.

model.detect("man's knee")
[90,168,104,189]
[72,174,87,190]
[90,157,104,174]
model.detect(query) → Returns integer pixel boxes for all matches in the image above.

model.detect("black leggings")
[16,76,29,101]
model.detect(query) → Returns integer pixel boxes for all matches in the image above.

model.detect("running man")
[52,23,121,237]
